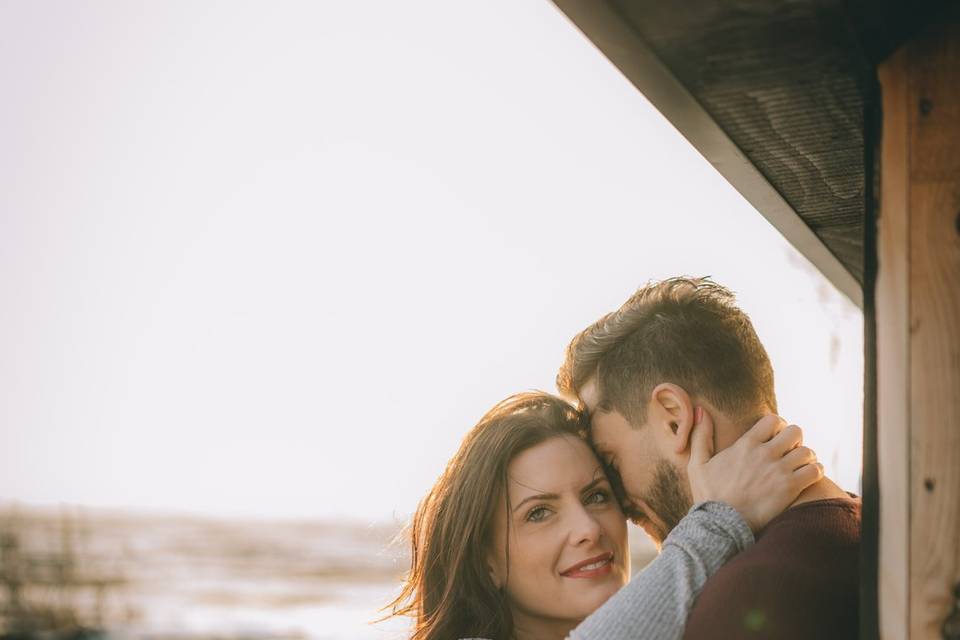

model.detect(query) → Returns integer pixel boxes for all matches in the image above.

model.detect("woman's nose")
[568,505,603,546]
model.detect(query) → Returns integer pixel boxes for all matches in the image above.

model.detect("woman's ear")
[649,383,695,454]
[486,550,505,590]
[488,562,502,590]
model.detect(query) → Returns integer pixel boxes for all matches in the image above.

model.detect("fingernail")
[695,406,703,423]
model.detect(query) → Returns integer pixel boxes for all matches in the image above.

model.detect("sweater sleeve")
[567,501,753,640]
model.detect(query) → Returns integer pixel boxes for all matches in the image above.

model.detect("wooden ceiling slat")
[610,0,871,286]
[544,0,944,305]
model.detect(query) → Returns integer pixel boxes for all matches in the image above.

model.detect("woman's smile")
[560,551,615,578]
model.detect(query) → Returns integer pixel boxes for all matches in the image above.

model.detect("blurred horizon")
[0,496,658,639]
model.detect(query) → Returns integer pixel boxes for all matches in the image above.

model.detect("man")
[557,277,860,639]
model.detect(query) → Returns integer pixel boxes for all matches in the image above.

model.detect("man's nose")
[568,505,603,546]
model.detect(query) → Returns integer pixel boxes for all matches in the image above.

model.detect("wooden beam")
[877,18,960,639]
[877,45,911,640]
[551,0,864,308]
[907,21,960,638]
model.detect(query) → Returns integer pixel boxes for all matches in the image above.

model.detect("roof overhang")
[552,0,948,309]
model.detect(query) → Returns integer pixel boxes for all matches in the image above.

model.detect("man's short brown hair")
[557,277,777,426]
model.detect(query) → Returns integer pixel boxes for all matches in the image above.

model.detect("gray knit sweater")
[463,501,753,640]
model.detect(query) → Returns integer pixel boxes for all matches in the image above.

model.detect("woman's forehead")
[507,436,604,496]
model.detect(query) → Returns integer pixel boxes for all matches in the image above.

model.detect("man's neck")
[716,409,851,508]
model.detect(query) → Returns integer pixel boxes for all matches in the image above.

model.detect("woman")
[385,392,821,640]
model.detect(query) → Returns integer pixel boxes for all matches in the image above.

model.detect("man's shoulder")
[717,495,861,570]
[688,540,809,602]
[681,498,861,640]
[700,495,862,594]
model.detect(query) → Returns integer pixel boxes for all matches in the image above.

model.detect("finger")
[792,461,824,490]
[688,407,715,465]
[767,424,803,456]
[781,445,816,471]
[745,414,787,444]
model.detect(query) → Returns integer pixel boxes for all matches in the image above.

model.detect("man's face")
[579,377,692,544]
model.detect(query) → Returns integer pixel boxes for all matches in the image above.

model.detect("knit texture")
[568,500,752,640]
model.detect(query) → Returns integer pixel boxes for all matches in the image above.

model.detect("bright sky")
[0,1,862,522]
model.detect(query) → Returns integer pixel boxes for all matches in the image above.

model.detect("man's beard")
[641,459,693,543]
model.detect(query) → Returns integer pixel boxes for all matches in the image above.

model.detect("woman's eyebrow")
[511,473,608,513]
[512,492,559,513]
[579,477,605,494]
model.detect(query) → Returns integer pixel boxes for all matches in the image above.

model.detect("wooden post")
[877,18,960,640]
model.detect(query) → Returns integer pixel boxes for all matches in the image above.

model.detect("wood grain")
[549,0,864,307]
[907,20,960,638]
[877,45,911,640]
[612,0,870,283]
[880,17,960,639]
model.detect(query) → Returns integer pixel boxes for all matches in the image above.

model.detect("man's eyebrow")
[592,442,612,460]
[512,492,559,513]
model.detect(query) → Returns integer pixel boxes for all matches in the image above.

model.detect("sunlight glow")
[0,0,862,526]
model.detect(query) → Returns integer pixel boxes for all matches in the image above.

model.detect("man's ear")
[649,383,695,454]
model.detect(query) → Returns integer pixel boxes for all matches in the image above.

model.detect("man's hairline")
[574,374,653,433]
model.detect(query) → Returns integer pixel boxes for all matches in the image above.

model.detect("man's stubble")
[642,459,693,543]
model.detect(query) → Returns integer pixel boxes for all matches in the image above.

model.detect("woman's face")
[488,435,630,636]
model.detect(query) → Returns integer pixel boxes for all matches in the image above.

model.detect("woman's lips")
[560,552,614,578]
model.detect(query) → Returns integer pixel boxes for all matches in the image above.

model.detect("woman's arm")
[567,500,752,640]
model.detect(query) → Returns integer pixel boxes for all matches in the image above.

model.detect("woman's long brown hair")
[383,391,586,640]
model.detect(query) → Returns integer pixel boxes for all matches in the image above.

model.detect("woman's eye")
[585,490,610,505]
[526,506,550,522]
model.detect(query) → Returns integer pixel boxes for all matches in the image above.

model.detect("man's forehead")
[583,402,634,454]
[589,437,610,457]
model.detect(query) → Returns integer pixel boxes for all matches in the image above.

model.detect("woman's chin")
[562,573,628,617]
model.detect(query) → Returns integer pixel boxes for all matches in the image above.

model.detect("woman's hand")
[687,409,823,533]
